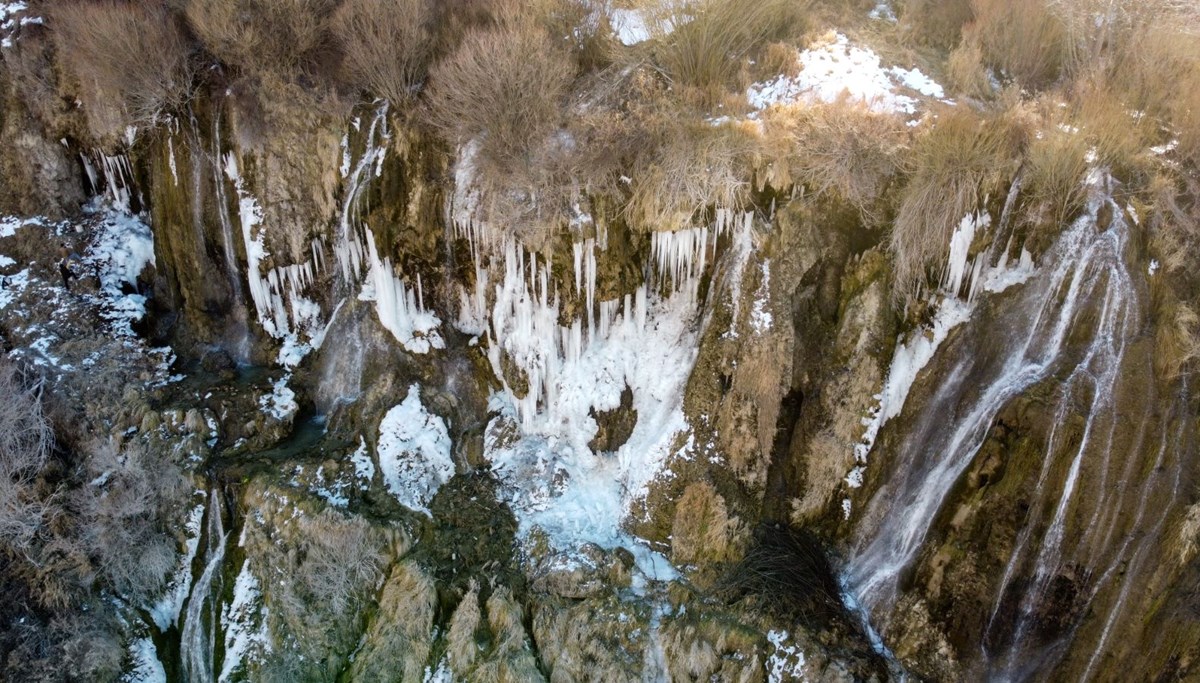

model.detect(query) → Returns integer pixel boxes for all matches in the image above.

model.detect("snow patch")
[377,384,454,515]
[259,374,298,422]
[124,638,167,683]
[150,500,206,630]
[84,212,156,333]
[747,32,945,116]
[219,561,270,683]
[766,630,807,682]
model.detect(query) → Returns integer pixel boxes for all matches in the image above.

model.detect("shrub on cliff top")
[890,105,1026,299]
[425,16,575,174]
[332,0,434,108]
[185,0,337,77]
[50,1,194,143]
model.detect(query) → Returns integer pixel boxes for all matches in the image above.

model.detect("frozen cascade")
[82,151,137,212]
[180,490,228,683]
[207,113,252,360]
[221,152,329,346]
[360,228,444,354]
[842,172,1175,679]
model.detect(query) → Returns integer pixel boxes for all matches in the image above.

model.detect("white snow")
[376,384,454,516]
[259,374,298,422]
[982,247,1036,293]
[0,264,19,295]
[611,8,657,45]
[350,436,375,486]
[219,561,270,683]
[750,260,772,334]
[150,499,206,630]
[1149,259,1160,276]
[747,32,944,116]
[766,630,807,682]
[0,254,13,268]
[359,229,444,354]
[84,212,156,333]
[124,638,167,683]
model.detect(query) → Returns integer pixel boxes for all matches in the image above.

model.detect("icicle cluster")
[81,152,137,213]
[361,230,444,354]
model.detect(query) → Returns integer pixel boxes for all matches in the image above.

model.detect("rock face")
[2,16,1199,683]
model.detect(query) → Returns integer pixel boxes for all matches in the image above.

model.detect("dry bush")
[626,120,757,231]
[333,0,433,107]
[74,440,189,600]
[293,509,384,615]
[185,0,337,76]
[0,360,52,548]
[51,1,194,142]
[764,100,909,222]
[900,0,973,49]
[891,106,1026,298]
[653,0,806,101]
[964,0,1066,90]
[425,20,575,179]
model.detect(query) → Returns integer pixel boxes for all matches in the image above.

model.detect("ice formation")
[376,384,454,515]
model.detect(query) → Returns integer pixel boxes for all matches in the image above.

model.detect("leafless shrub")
[50,1,194,142]
[74,439,189,600]
[425,19,576,177]
[185,0,337,76]
[332,0,434,107]
[890,106,1026,299]
[0,360,52,548]
[294,509,384,615]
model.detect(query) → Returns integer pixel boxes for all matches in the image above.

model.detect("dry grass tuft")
[899,0,974,49]
[625,120,757,231]
[1155,295,1200,380]
[185,0,337,77]
[891,105,1026,299]
[51,1,194,142]
[962,0,1066,90]
[651,0,806,102]
[671,482,746,566]
[333,0,434,108]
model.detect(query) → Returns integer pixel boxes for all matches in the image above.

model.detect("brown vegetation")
[184,0,337,77]
[962,0,1066,90]
[50,1,194,142]
[425,19,575,177]
[764,100,909,222]
[332,0,434,107]
[890,106,1025,298]
[652,0,807,102]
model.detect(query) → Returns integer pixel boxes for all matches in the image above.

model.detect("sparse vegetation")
[0,360,190,681]
[50,0,194,142]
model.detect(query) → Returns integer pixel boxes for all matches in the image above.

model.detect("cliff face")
[1,7,1199,683]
